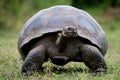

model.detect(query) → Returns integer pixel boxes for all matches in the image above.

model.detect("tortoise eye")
[68,27,72,30]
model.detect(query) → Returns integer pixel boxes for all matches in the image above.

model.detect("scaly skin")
[21,34,107,75]
[80,44,107,75]
[21,45,46,74]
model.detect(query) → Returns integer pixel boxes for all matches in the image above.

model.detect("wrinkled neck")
[56,33,68,51]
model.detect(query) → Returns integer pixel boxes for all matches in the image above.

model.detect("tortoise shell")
[18,5,108,56]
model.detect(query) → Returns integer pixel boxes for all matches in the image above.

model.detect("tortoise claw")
[92,68,107,76]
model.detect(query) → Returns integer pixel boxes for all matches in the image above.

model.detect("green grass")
[0,5,120,80]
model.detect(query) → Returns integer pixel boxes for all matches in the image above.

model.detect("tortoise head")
[62,26,77,37]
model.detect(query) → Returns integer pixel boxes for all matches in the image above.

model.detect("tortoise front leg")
[80,44,107,76]
[21,45,46,74]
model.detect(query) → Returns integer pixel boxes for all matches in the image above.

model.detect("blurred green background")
[0,0,120,31]
[0,0,120,80]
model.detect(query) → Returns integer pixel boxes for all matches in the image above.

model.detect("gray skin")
[21,26,107,75]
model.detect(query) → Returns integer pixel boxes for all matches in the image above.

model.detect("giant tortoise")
[18,5,108,75]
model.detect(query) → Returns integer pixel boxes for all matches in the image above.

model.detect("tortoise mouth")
[50,56,70,66]
[62,31,77,37]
